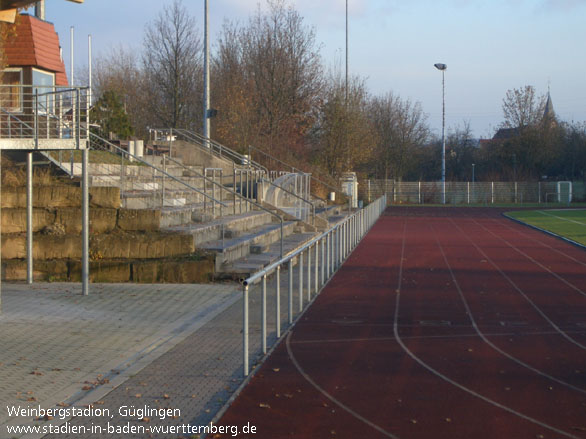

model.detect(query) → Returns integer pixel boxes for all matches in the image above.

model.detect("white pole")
[70,26,74,86]
[88,34,92,107]
[441,70,446,204]
[345,0,348,104]
[203,0,210,143]
[27,153,33,284]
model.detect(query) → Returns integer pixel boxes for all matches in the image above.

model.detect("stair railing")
[164,154,285,258]
[149,128,268,175]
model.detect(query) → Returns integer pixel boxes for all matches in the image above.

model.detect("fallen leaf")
[163,394,170,399]
[135,394,142,398]
[82,386,92,391]
[142,417,150,423]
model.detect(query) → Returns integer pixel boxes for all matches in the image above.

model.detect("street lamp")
[434,63,447,204]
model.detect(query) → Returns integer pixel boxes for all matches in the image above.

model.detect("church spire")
[543,89,555,120]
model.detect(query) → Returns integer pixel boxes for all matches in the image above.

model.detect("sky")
[35,0,586,139]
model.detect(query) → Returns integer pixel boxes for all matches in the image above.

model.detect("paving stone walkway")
[0,283,240,439]
[0,259,317,439]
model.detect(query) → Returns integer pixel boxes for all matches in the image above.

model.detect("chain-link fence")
[359,180,586,205]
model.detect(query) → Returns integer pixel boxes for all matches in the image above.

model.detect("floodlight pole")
[434,63,447,204]
[203,0,210,145]
[345,0,348,104]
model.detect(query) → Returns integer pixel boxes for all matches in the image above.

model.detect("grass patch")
[506,209,586,246]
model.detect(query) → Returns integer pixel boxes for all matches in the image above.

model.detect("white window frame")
[32,68,56,115]
[1,67,23,113]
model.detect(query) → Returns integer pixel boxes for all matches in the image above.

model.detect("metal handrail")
[239,194,388,376]
[150,127,269,175]
[247,144,341,195]
[260,177,315,225]
[87,131,229,209]
[164,154,285,258]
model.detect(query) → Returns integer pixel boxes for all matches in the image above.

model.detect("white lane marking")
[538,210,586,226]
[285,332,400,439]
[476,219,586,298]
[498,219,586,268]
[433,222,586,395]
[394,220,581,439]
[456,219,586,351]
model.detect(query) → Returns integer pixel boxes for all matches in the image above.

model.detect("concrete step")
[162,210,272,238]
[121,189,236,210]
[200,221,299,270]
[221,231,317,277]
[68,163,186,178]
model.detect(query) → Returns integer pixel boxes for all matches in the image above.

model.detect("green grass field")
[506,209,586,246]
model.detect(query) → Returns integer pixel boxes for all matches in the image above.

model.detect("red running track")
[215,207,586,439]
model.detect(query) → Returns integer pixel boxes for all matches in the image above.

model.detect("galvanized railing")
[260,177,315,225]
[240,194,387,376]
[87,133,229,212]
[247,144,341,200]
[150,128,268,175]
[0,85,89,148]
[164,154,286,258]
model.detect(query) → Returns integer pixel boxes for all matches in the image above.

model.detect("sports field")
[507,209,586,246]
[214,206,586,439]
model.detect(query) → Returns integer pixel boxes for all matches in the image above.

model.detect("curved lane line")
[473,219,586,298]
[497,219,586,268]
[452,219,586,351]
[432,222,586,395]
[285,332,400,439]
[394,220,581,439]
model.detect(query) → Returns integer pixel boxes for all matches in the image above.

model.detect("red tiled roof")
[4,14,68,85]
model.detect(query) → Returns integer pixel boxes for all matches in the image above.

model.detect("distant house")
[480,92,556,147]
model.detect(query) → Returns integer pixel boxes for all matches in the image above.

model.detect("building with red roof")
[3,13,68,87]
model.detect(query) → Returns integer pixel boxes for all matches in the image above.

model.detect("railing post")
[243,284,249,376]
[321,237,325,287]
[307,245,311,302]
[326,233,330,277]
[314,241,319,294]
[276,265,281,338]
[233,165,237,215]
[262,274,267,354]
[162,154,166,207]
[288,259,293,324]
[299,252,304,312]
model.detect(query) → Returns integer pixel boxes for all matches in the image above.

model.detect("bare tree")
[313,73,373,178]
[501,85,546,128]
[211,21,257,152]
[369,92,429,180]
[142,0,202,130]
[241,0,323,153]
[92,46,146,136]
